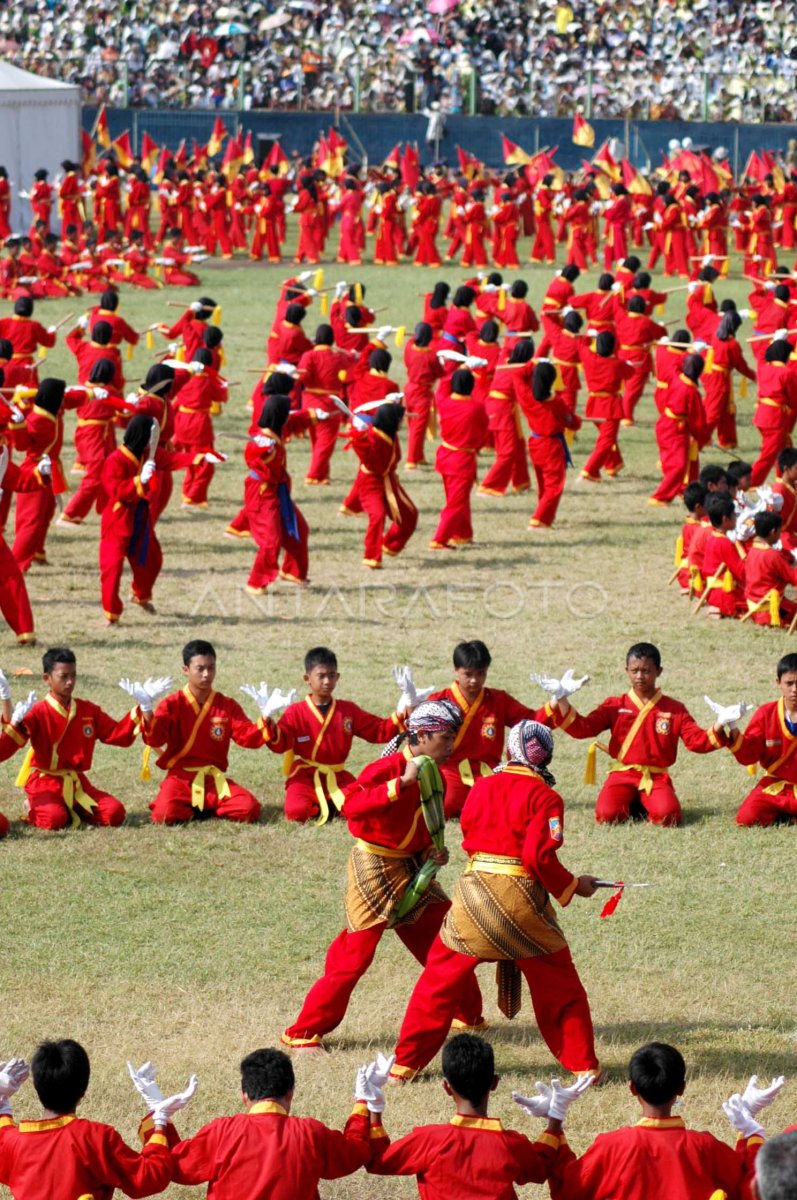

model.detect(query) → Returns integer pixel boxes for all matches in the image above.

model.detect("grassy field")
[0,234,795,1197]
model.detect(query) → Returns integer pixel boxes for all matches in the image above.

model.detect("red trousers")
[149,772,260,824]
[528,434,567,527]
[736,780,797,827]
[283,901,483,1044]
[250,220,280,262]
[284,769,356,823]
[392,937,598,1080]
[433,460,477,546]
[751,428,788,487]
[650,425,689,503]
[306,414,343,484]
[360,473,417,565]
[479,423,530,495]
[530,221,556,263]
[440,762,492,819]
[13,488,56,570]
[703,378,738,449]
[461,231,487,268]
[706,583,745,618]
[174,444,214,506]
[0,538,35,642]
[23,772,125,830]
[595,770,682,826]
[205,214,232,257]
[149,471,173,525]
[404,387,433,467]
[245,481,309,589]
[414,225,441,267]
[99,531,163,622]
[621,363,651,422]
[582,420,622,480]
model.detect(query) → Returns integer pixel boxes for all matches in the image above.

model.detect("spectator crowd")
[2,0,797,119]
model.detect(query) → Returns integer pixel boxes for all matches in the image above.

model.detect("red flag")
[81,129,96,178]
[191,140,209,171]
[112,131,134,169]
[140,132,159,174]
[620,158,652,196]
[400,143,420,190]
[266,141,289,175]
[174,139,188,168]
[153,146,171,185]
[207,116,227,158]
[328,127,347,152]
[92,103,111,149]
[383,143,402,169]
[456,145,481,180]
[501,135,531,166]
[242,131,255,166]
[572,113,595,148]
[221,134,243,181]
[599,886,625,919]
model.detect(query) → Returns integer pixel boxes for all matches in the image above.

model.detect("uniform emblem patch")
[549,817,563,842]
[343,718,353,734]
[482,722,496,740]
[210,722,225,740]
[82,723,93,737]
[655,717,671,735]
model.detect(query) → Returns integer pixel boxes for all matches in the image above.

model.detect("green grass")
[0,233,795,1197]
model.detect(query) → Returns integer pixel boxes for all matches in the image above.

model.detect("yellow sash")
[283,697,348,825]
[15,698,96,827]
[458,760,493,788]
[183,764,231,811]
[584,691,663,791]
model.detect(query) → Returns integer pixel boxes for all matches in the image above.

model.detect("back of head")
[671,328,690,346]
[628,296,646,315]
[755,510,782,540]
[192,348,213,368]
[596,331,615,357]
[91,320,113,346]
[598,272,614,291]
[563,310,583,334]
[699,463,728,490]
[285,302,306,325]
[453,639,491,670]
[479,319,499,343]
[775,284,791,303]
[304,645,337,673]
[453,285,475,308]
[263,372,294,397]
[182,638,215,665]
[203,325,223,349]
[698,265,719,283]
[622,255,641,273]
[14,297,33,318]
[442,1035,495,1107]
[683,481,706,512]
[373,403,404,438]
[778,447,797,474]
[682,352,704,383]
[314,323,334,346]
[766,339,792,364]
[719,298,737,314]
[716,311,741,341]
[240,1048,295,1103]
[450,367,474,395]
[123,414,155,459]
[510,280,528,300]
[633,271,651,289]
[258,394,290,436]
[486,272,503,288]
[32,1039,90,1115]
[430,281,449,309]
[345,305,362,327]
[756,1130,797,1200]
[369,347,392,373]
[144,362,175,396]
[706,491,735,527]
[35,378,66,415]
[88,357,116,386]
[100,289,119,312]
[628,1042,685,1105]
[508,338,534,365]
[561,264,580,283]
[532,361,557,401]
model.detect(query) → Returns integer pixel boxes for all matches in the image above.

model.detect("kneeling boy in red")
[258,645,410,823]
[743,511,797,626]
[548,641,736,826]
[370,1034,588,1197]
[547,1041,767,1200]
[0,646,144,830]
[673,482,708,595]
[159,1047,377,1198]
[0,1039,196,1200]
[701,492,747,618]
[727,651,797,826]
[142,639,282,825]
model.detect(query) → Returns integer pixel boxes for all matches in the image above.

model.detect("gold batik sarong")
[344,843,448,931]
[440,855,567,1019]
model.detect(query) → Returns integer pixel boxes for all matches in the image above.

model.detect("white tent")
[0,61,81,233]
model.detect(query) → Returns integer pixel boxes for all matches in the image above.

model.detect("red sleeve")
[552,698,617,740]
[90,701,141,748]
[142,693,176,749]
[548,1132,616,1200]
[366,1126,433,1176]
[0,718,28,763]
[170,1119,221,1185]
[675,705,727,754]
[347,703,401,744]
[91,1123,173,1198]
[505,1128,562,1184]
[314,1106,373,1179]
[341,757,406,818]
[520,784,576,906]
[226,697,269,749]
[727,706,768,767]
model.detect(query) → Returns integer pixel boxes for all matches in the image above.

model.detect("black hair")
[263,372,294,397]
[0,338,12,361]
[203,326,223,349]
[508,338,534,365]
[755,511,782,539]
[304,646,337,672]
[143,363,175,396]
[123,414,155,460]
[755,1130,797,1200]
[561,264,580,282]
[628,1042,685,1105]
[88,358,115,385]
[14,297,33,318]
[596,331,615,357]
[509,280,528,299]
[698,266,719,283]
[441,1035,495,1107]
[671,329,691,345]
[683,482,706,512]
[413,321,433,348]
[532,362,556,401]
[766,340,792,364]
[258,394,290,436]
[485,272,503,287]
[31,1040,90,1114]
[726,460,752,488]
[192,348,213,368]
[240,1048,295,1102]
[479,319,499,343]
[373,403,404,438]
[626,642,661,669]
[314,324,334,346]
[347,283,366,301]
[91,320,113,346]
[778,447,797,473]
[682,353,704,383]
[182,639,215,665]
[622,255,641,272]
[633,271,652,289]
[100,289,119,311]
[453,639,491,670]
[776,653,797,679]
[598,273,614,291]
[285,303,306,324]
[453,286,475,308]
[699,464,728,489]
[628,296,646,315]
[774,284,791,303]
[35,379,66,416]
[345,305,362,327]
[429,282,450,309]
[706,492,735,527]
[369,348,392,372]
[43,647,76,675]
[719,298,737,314]
[450,368,474,395]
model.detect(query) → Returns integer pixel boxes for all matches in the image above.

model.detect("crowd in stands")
[3,0,797,119]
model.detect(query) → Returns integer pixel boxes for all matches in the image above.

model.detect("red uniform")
[391,765,599,1081]
[267,319,313,367]
[66,328,124,392]
[578,344,634,481]
[730,697,797,826]
[142,686,265,824]
[403,338,444,468]
[243,423,309,590]
[554,688,726,825]
[649,373,706,504]
[169,1101,373,1198]
[702,335,756,449]
[430,378,488,549]
[98,444,162,622]
[349,423,417,566]
[0,1112,172,1200]
[702,528,747,617]
[602,195,632,267]
[162,312,212,362]
[742,538,797,625]
[614,308,667,422]
[519,380,580,528]
[0,459,40,644]
[429,682,549,818]
[530,185,556,263]
[772,477,797,550]
[173,371,226,505]
[750,359,797,486]
[264,694,400,823]
[89,306,140,349]
[369,1114,560,1198]
[0,692,138,829]
[478,361,532,496]
[549,1117,760,1200]
[60,384,129,524]
[412,193,442,267]
[282,745,483,1048]
[0,315,55,388]
[12,396,76,570]
[297,344,352,483]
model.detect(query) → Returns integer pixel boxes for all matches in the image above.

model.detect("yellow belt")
[458,759,493,788]
[77,418,111,427]
[608,761,667,794]
[466,852,529,877]
[15,752,96,828]
[656,380,667,388]
[183,764,231,810]
[759,397,788,411]
[488,390,510,400]
[589,391,612,399]
[355,838,413,859]
[442,441,477,455]
[292,758,347,825]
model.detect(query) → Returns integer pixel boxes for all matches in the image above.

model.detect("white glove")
[186,361,205,375]
[140,460,156,485]
[253,435,276,450]
[764,280,777,290]
[741,1074,787,1116]
[0,669,10,703]
[722,1094,765,1138]
[512,1081,554,1119]
[704,695,752,728]
[0,1058,29,1115]
[561,305,574,316]
[530,669,590,702]
[47,325,57,335]
[465,355,488,370]
[702,254,714,266]
[693,339,709,353]
[376,324,392,341]
[11,691,36,726]
[548,1073,596,1121]
[773,328,790,342]
[298,270,313,282]
[37,454,51,478]
[687,281,700,293]
[352,415,370,431]
[384,391,404,404]
[738,308,750,319]
[392,664,434,711]
[127,1060,164,1107]
[190,300,204,312]
[315,409,332,421]
[125,391,142,407]
[305,287,318,297]
[335,280,348,298]
[240,682,297,720]
[9,405,24,424]
[354,1052,395,1114]
[77,314,89,330]
[119,676,173,713]
[204,451,227,463]
[92,387,109,400]
[151,1075,199,1129]
[611,281,622,293]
